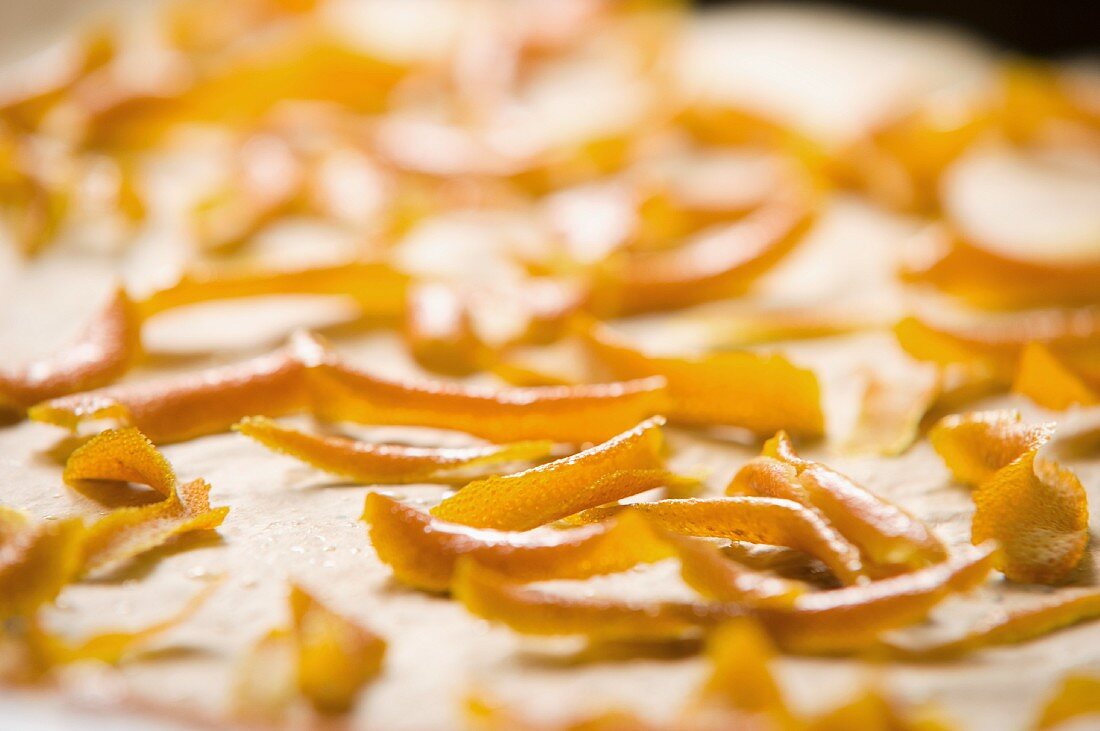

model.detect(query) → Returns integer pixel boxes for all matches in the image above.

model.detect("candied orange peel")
[431,417,693,530]
[235,582,386,717]
[0,287,141,413]
[741,433,947,574]
[235,416,553,485]
[580,318,824,438]
[363,493,672,593]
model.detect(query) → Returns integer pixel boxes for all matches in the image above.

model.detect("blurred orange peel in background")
[931,411,1088,584]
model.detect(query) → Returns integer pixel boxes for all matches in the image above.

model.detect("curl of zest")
[1033,673,1100,730]
[0,287,142,413]
[1013,342,1099,410]
[587,190,815,316]
[451,543,993,652]
[579,318,823,438]
[1,582,218,682]
[901,231,1100,310]
[662,532,807,609]
[135,261,408,321]
[362,492,672,593]
[403,281,484,376]
[749,434,947,574]
[62,427,229,575]
[887,588,1100,661]
[29,330,325,444]
[929,410,1055,487]
[576,497,866,586]
[235,583,386,717]
[431,417,694,530]
[893,306,1100,380]
[309,357,670,445]
[0,511,85,619]
[235,417,553,485]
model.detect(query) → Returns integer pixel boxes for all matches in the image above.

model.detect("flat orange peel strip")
[235,416,553,485]
[578,497,866,586]
[363,492,672,593]
[580,319,824,438]
[0,287,142,412]
[308,356,670,444]
[430,417,691,530]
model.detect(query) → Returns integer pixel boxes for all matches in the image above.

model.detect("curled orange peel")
[749,433,947,574]
[235,416,553,485]
[0,287,141,412]
[362,492,672,593]
[588,191,815,315]
[63,426,176,496]
[887,588,1100,660]
[452,542,993,651]
[1013,342,1099,410]
[1033,673,1100,730]
[579,318,824,438]
[136,261,408,321]
[236,583,386,717]
[30,331,324,443]
[931,410,1087,583]
[577,497,866,586]
[403,281,484,376]
[309,356,669,444]
[663,532,807,608]
[0,581,218,682]
[0,512,85,619]
[430,417,694,530]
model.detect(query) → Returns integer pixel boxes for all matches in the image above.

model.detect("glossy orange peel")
[580,318,824,438]
[431,417,692,530]
[363,492,672,593]
[0,287,141,412]
[235,416,553,485]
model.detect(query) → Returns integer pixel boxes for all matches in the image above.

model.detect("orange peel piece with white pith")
[579,318,824,438]
[0,287,142,413]
[431,417,693,530]
[30,331,325,444]
[452,542,993,652]
[736,434,947,574]
[576,497,866,586]
[135,261,408,320]
[235,417,553,485]
[363,493,672,593]
[931,410,1088,583]
[310,356,669,445]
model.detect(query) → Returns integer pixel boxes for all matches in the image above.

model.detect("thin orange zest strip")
[363,493,672,592]
[235,416,553,485]
[431,417,692,530]
[309,355,669,444]
[578,497,866,586]
[580,319,824,438]
[63,426,177,496]
[0,287,141,412]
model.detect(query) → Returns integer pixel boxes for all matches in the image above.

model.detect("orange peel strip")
[0,287,141,412]
[696,618,797,727]
[235,416,553,485]
[0,515,85,619]
[663,532,807,608]
[363,493,672,593]
[755,434,947,573]
[887,588,1100,660]
[309,356,669,444]
[842,363,941,456]
[30,331,323,443]
[929,409,1054,487]
[290,582,386,714]
[63,426,177,497]
[431,417,694,530]
[136,261,408,320]
[589,192,815,315]
[1013,342,1099,410]
[580,319,824,438]
[1033,673,1100,730]
[403,281,483,376]
[970,450,1088,584]
[578,497,866,586]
